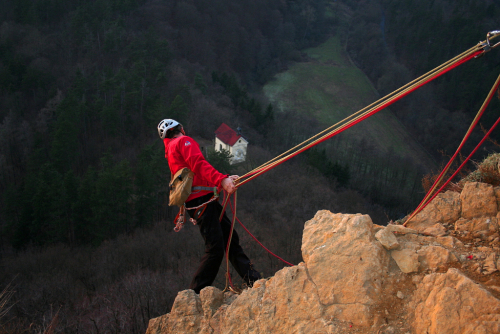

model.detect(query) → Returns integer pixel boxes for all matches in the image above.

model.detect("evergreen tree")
[207,148,233,175]
[168,95,189,125]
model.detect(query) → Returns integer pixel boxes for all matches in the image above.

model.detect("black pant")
[186,194,261,293]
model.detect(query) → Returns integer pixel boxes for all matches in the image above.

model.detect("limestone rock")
[456,217,499,241]
[460,182,497,219]
[436,235,464,249]
[406,191,461,231]
[221,263,327,333]
[417,245,457,271]
[145,205,500,334]
[391,249,419,273]
[301,211,389,325]
[412,268,500,334]
[385,224,418,235]
[422,223,447,237]
[200,286,224,318]
[375,228,400,250]
[146,290,202,334]
[483,253,498,275]
[494,186,500,209]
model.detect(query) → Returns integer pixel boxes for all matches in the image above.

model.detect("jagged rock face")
[411,268,500,334]
[301,212,389,314]
[406,190,461,230]
[146,182,500,334]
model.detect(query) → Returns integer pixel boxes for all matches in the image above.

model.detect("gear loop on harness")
[173,186,219,232]
[173,206,186,232]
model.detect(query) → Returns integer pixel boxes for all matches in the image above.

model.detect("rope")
[222,191,238,293]
[236,50,481,187]
[215,31,499,291]
[404,73,500,226]
[415,115,500,215]
[235,32,500,187]
[228,197,294,267]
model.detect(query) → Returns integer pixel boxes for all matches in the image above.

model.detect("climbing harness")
[170,167,219,232]
[173,194,219,232]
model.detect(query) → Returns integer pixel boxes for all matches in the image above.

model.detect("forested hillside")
[0,0,332,248]
[344,0,500,156]
[0,0,499,333]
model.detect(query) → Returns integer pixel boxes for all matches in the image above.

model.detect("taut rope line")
[218,30,499,292]
[236,31,499,187]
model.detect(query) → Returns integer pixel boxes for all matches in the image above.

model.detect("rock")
[422,223,447,237]
[406,191,461,231]
[375,228,400,250]
[220,263,329,333]
[483,253,498,275]
[200,287,224,318]
[436,236,463,249]
[391,249,419,273]
[412,268,500,334]
[146,206,500,334]
[385,224,418,235]
[460,182,497,219]
[494,186,500,209]
[146,290,203,334]
[489,286,500,294]
[455,217,499,241]
[417,245,458,272]
[302,211,389,325]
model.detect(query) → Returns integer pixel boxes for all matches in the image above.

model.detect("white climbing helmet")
[158,119,180,139]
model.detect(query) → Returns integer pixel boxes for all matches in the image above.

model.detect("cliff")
[146,181,500,334]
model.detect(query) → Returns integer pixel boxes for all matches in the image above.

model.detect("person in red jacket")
[158,119,261,293]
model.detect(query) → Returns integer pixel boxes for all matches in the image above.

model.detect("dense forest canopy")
[0,0,499,333]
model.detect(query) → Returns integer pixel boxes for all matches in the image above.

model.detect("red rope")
[238,51,482,187]
[406,72,500,222]
[414,115,500,218]
[228,197,294,266]
[219,49,485,287]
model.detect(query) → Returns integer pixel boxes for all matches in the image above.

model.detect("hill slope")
[263,36,436,170]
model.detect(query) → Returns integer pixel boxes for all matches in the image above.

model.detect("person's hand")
[228,175,239,184]
[221,175,239,194]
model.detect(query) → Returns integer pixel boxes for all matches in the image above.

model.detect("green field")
[263,36,436,169]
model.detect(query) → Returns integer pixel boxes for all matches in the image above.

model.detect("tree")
[194,72,207,94]
[168,95,189,125]
[206,148,233,175]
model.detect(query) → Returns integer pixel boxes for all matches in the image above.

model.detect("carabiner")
[487,30,500,49]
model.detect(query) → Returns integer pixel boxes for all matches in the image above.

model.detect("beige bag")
[169,168,194,207]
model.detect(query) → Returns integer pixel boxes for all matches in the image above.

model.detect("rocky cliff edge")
[146,181,500,334]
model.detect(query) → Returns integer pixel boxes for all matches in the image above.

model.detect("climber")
[158,119,261,293]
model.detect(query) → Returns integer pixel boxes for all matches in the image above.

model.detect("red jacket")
[164,136,227,202]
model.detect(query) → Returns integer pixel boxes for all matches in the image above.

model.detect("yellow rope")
[237,42,486,187]
[222,191,239,294]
